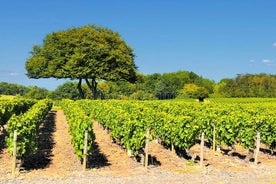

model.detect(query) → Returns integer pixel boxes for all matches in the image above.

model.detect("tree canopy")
[98,70,215,100]
[25,24,138,99]
[0,82,28,96]
[49,81,80,100]
[24,86,49,99]
[3,72,276,100]
[0,82,49,99]
[178,83,209,102]
[216,73,276,97]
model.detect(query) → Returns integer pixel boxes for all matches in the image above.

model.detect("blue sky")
[1,0,276,90]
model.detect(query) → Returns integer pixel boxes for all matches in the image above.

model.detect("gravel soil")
[1,110,276,184]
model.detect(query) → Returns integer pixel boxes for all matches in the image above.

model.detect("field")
[0,98,276,183]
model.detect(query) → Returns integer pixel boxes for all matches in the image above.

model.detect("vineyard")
[0,98,276,183]
[77,99,276,159]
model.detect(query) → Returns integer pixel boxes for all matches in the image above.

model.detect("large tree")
[25,25,137,99]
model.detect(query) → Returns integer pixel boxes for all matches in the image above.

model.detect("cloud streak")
[0,70,23,77]
[9,72,21,76]
[249,59,276,67]
[262,59,272,63]
[262,59,276,67]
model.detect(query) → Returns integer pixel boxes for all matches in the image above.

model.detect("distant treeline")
[216,73,276,98]
[1,71,276,100]
[0,82,48,99]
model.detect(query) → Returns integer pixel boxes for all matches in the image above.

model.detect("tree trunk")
[85,78,98,100]
[77,79,85,99]
[198,97,204,102]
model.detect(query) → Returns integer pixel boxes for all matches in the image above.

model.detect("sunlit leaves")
[25,25,137,82]
[61,99,95,159]
[77,99,276,155]
[5,99,53,159]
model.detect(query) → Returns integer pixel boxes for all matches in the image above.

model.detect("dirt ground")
[0,110,276,184]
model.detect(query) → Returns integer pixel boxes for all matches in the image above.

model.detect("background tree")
[129,90,157,100]
[155,79,176,99]
[24,86,49,99]
[0,82,28,96]
[213,78,232,97]
[105,81,136,99]
[214,74,276,97]
[94,70,215,100]
[153,71,214,100]
[25,25,137,99]
[178,83,209,102]
[143,73,162,94]
[49,81,80,100]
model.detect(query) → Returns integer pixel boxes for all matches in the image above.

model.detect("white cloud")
[0,70,23,77]
[248,59,276,67]
[262,59,272,63]
[261,59,276,67]
[9,72,21,76]
[273,42,276,47]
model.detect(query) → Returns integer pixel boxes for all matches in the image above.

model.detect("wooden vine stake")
[200,132,204,167]
[12,130,17,178]
[145,128,151,169]
[212,126,216,151]
[254,132,261,166]
[83,130,88,171]
[171,141,175,153]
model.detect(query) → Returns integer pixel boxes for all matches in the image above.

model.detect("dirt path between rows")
[29,110,83,177]
[88,122,142,175]
[0,110,83,181]
[1,109,276,184]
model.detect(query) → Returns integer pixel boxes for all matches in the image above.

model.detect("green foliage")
[24,86,49,99]
[61,99,95,159]
[146,71,214,100]
[78,99,276,155]
[79,100,150,155]
[78,100,201,155]
[0,98,36,127]
[178,83,209,101]
[260,115,276,151]
[0,82,28,96]
[26,24,138,99]
[215,74,276,97]
[5,99,53,159]
[105,81,137,98]
[129,90,157,100]
[92,70,215,100]
[50,82,81,100]
[142,73,162,94]
[0,82,50,99]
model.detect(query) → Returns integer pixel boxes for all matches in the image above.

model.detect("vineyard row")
[78,100,276,157]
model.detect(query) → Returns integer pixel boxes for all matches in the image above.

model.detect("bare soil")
[0,110,276,184]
